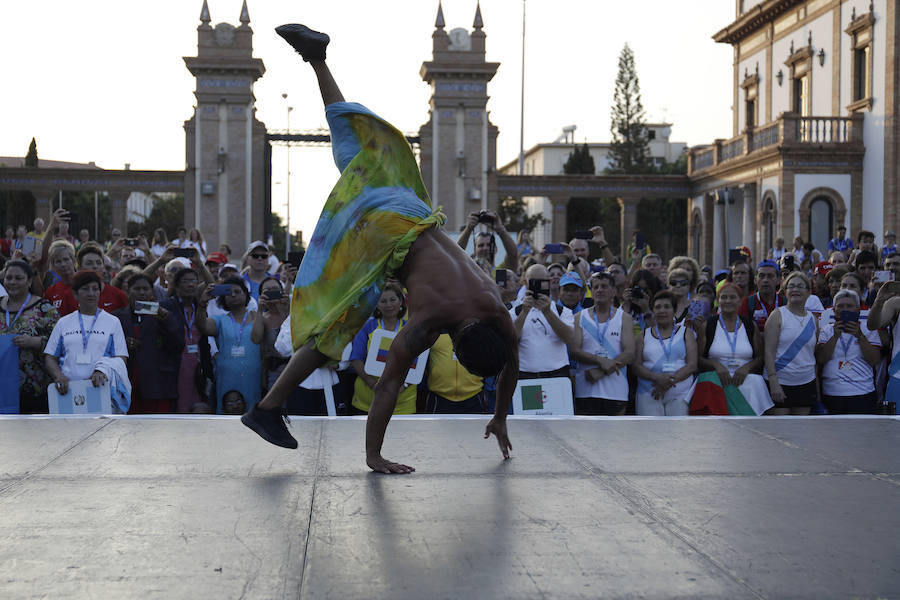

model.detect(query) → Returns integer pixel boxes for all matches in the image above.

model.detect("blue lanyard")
[178,298,196,342]
[229,310,249,342]
[838,333,853,358]
[756,293,780,318]
[718,315,741,355]
[378,318,401,333]
[654,323,678,361]
[593,306,614,347]
[5,293,31,329]
[77,310,101,352]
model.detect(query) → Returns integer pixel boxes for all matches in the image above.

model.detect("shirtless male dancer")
[241,24,519,474]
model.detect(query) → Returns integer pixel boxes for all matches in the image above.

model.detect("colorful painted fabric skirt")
[290,102,445,361]
[690,371,773,416]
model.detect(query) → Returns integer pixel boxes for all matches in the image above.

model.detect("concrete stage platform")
[1,416,898,599]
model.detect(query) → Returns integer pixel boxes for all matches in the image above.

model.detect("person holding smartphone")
[511,264,576,380]
[113,273,184,413]
[815,290,881,414]
[456,209,518,272]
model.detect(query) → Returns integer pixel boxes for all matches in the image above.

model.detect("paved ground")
[0,415,898,599]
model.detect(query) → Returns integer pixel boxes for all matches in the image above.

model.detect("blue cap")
[757,259,781,274]
[559,272,584,288]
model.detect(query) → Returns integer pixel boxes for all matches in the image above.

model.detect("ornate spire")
[240,0,250,25]
[199,0,210,25]
[473,1,483,29]
[435,1,445,29]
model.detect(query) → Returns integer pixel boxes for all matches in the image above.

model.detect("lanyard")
[838,333,854,358]
[654,323,678,362]
[179,298,196,342]
[5,293,31,329]
[756,293,780,318]
[593,306,614,347]
[378,318,401,333]
[230,310,250,343]
[77,310,101,352]
[719,315,741,355]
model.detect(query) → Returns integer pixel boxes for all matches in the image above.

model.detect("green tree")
[498,196,549,234]
[607,44,651,174]
[25,138,38,167]
[64,191,112,242]
[563,143,595,175]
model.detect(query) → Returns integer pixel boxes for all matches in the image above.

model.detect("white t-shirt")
[45,309,128,381]
[817,322,880,396]
[804,294,825,317]
[0,283,6,298]
[510,303,574,373]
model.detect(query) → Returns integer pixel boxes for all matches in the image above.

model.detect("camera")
[263,288,284,301]
[528,278,550,296]
[124,238,138,247]
[631,286,645,300]
[495,269,507,286]
[477,210,494,225]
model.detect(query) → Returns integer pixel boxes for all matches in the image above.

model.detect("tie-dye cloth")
[290,102,445,361]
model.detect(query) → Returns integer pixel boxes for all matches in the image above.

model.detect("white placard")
[363,328,430,385]
[48,380,112,414]
[512,377,574,416]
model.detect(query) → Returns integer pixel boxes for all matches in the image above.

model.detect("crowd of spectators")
[1,207,898,417]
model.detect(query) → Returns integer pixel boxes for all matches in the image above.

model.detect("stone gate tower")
[419,2,500,232]
[183,0,267,252]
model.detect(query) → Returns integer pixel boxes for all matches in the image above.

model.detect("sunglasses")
[669,279,689,287]
[250,253,268,260]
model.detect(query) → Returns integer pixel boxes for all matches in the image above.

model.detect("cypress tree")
[608,44,651,174]
[25,137,38,167]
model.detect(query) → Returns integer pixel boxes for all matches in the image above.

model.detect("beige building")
[498,126,687,248]
[687,0,899,268]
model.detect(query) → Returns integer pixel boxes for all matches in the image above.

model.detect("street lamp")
[283,93,293,259]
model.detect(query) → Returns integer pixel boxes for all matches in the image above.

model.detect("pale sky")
[2,1,736,241]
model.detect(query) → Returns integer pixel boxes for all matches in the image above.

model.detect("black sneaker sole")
[241,410,299,449]
[274,24,329,62]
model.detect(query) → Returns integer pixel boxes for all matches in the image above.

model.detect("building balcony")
[687,112,865,177]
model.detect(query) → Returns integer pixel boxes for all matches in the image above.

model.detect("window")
[846,8,875,112]
[809,197,833,253]
[762,195,776,253]
[740,70,759,130]
[784,41,813,117]
[647,130,656,140]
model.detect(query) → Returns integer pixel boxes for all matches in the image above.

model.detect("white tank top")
[890,321,900,381]
[575,307,627,401]
[639,324,693,400]
[773,306,816,385]
[708,317,753,375]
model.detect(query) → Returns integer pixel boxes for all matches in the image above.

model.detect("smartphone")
[873,270,894,283]
[634,231,645,250]
[287,251,304,268]
[134,300,159,315]
[839,310,860,323]
[263,288,283,301]
[495,269,507,286]
[124,238,138,247]
[173,248,194,258]
[528,278,550,296]
[574,229,593,240]
[544,243,565,254]
[210,284,233,297]
[783,254,795,270]
[65,211,78,222]
[687,299,711,321]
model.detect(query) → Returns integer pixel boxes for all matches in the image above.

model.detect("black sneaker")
[275,24,329,62]
[241,403,298,449]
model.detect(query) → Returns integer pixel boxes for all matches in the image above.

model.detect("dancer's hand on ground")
[367,455,415,474]
[484,417,512,459]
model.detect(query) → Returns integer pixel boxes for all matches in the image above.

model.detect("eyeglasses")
[250,254,268,260]
[669,279,689,287]
[785,283,808,290]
